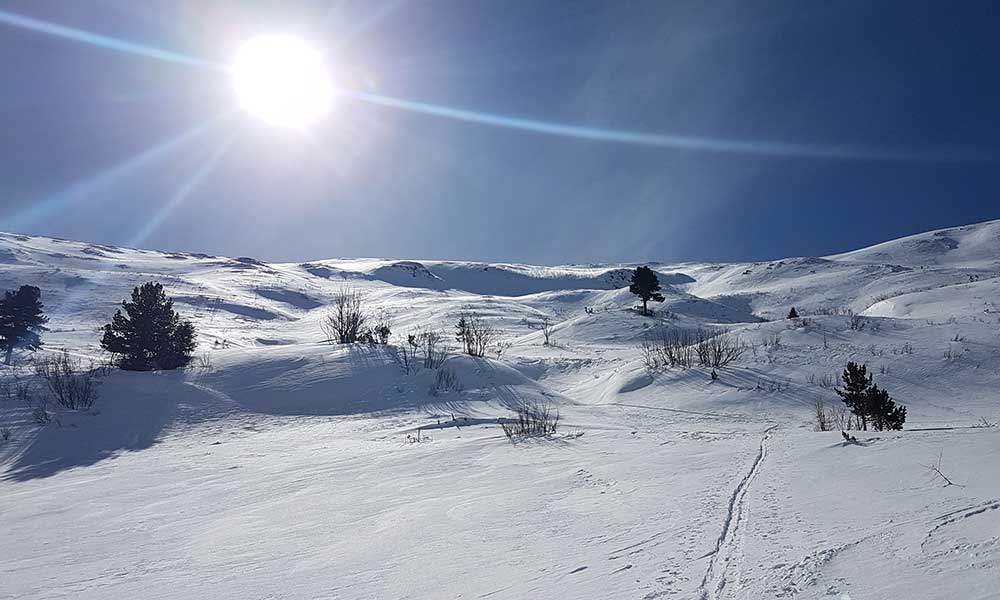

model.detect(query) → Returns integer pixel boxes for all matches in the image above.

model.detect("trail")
[698,425,776,600]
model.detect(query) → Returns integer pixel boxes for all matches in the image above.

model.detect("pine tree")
[866,384,907,431]
[455,315,470,354]
[0,285,49,364]
[100,282,196,371]
[834,361,906,431]
[629,266,665,316]
[835,361,872,430]
[787,307,799,319]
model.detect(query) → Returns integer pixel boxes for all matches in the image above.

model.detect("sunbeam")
[339,90,997,164]
[0,113,234,232]
[128,129,242,249]
[325,0,408,52]
[0,7,994,167]
[0,9,223,71]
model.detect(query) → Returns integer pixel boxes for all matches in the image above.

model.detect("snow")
[2,221,1000,599]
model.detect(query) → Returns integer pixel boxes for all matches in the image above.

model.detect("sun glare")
[231,35,334,129]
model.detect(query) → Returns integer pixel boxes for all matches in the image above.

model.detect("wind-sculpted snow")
[3,221,1000,599]
[829,218,1000,269]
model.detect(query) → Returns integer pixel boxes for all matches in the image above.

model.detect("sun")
[231,35,334,129]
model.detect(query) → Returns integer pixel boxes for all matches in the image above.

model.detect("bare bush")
[813,398,851,431]
[493,339,512,360]
[539,316,553,345]
[194,353,213,370]
[322,288,367,344]
[1,424,11,443]
[407,328,448,369]
[814,398,833,431]
[429,367,463,396]
[392,335,417,375]
[849,314,866,330]
[33,350,102,410]
[640,328,698,369]
[455,312,499,357]
[814,306,854,316]
[830,403,851,430]
[695,330,747,368]
[500,400,560,440]
[360,308,392,345]
[0,369,34,406]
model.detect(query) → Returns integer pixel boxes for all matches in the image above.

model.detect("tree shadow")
[2,371,202,481]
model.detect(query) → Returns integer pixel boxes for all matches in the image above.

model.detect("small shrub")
[1,424,11,443]
[33,350,102,410]
[639,328,697,369]
[814,398,832,431]
[429,368,463,396]
[322,288,367,344]
[409,328,448,369]
[392,336,418,375]
[194,353,213,370]
[455,312,499,357]
[694,330,747,368]
[33,406,50,425]
[499,401,559,440]
[540,316,553,345]
[493,339,511,360]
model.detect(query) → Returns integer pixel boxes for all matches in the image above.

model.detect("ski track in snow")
[698,425,777,600]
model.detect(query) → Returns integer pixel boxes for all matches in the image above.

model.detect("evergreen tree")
[0,285,49,364]
[100,282,196,371]
[629,266,665,316]
[835,361,872,429]
[834,361,906,431]
[866,384,907,431]
[787,307,799,319]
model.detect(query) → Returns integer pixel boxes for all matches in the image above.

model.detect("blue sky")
[0,0,998,264]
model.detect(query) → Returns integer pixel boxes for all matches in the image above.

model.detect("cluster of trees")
[0,282,197,373]
[0,282,196,423]
[834,362,906,431]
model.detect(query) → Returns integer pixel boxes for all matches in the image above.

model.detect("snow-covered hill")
[2,221,999,599]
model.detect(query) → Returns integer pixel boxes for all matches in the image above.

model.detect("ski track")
[698,425,777,600]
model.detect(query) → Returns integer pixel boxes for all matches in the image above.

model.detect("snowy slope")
[828,218,1000,269]
[2,221,1000,600]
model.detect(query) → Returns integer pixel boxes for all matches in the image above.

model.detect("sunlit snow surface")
[2,221,999,599]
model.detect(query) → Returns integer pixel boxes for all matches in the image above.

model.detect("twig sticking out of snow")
[921,451,963,487]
